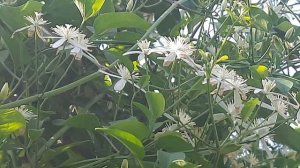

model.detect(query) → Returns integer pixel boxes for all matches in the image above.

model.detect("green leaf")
[268,77,293,93]
[157,150,185,168]
[28,128,44,141]
[275,124,300,151]
[96,128,145,159]
[93,12,150,35]
[109,117,150,140]
[146,92,165,119]
[133,102,153,123]
[138,75,150,89]
[155,132,193,152]
[65,114,100,130]
[276,21,293,32]
[250,7,271,31]
[241,98,259,120]
[0,109,26,136]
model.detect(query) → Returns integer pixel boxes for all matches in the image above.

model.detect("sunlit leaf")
[0,109,25,135]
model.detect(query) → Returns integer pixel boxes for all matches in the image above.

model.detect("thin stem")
[0,71,102,109]
[35,126,70,161]
[127,0,188,52]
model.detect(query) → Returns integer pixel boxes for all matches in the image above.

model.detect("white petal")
[254,88,261,94]
[297,110,300,123]
[163,53,176,66]
[114,79,127,91]
[123,51,141,55]
[51,38,66,48]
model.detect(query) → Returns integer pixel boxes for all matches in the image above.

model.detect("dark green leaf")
[269,77,293,93]
[138,75,150,89]
[93,12,150,35]
[133,102,153,123]
[28,128,44,141]
[65,114,100,130]
[275,124,300,151]
[157,150,185,168]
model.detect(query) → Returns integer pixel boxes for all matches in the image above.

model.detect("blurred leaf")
[157,150,185,168]
[93,12,150,35]
[115,31,142,42]
[109,117,150,140]
[250,7,271,31]
[275,124,300,151]
[0,50,9,63]
[155,132,193,152]
[28,128,44,141]
[241,98,259,120]
[41,140,89,165]
[269,77,293,93]
[133,102,153,124]
[146,92,165,119]
[65,113,100,130]
[138,75,150,89]
[156,9,181,36]
[96,128,145,159]
[220,143,241,154]
[43,0,81,26]
[0,109,25,136]
[276,21,293,32]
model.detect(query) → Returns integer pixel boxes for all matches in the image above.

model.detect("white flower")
[15,105,37,121]
[51,24,83,48]
[114,64,139,91]
[1,0,17,5]
[69,35,93,60]
[229,76,249,99]
[246,153,259,167]
[123,39,151,65]
[210,65,236,94]
[177,109,195,128]
[254,79,276,94]
[12,12,50,39]
[269,95,288,119]
[156,36,195,66]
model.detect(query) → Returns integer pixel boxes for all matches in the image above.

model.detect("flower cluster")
[12,13,100,67]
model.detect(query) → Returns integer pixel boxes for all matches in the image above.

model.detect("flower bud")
[285,27,294,40]
[0,82,9,100]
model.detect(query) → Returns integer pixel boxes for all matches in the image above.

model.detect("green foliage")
[1,0,300,167]
[95,127,145,159]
